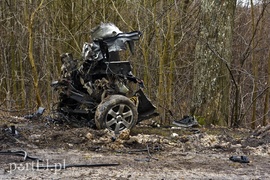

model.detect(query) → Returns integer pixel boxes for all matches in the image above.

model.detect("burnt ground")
[0,115,270,180]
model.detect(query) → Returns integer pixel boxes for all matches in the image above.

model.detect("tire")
[95,95,138,133]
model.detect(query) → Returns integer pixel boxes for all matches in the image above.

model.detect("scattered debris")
[1,119,270,179]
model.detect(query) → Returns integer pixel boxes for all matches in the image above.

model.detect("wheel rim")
[105,104,134,133]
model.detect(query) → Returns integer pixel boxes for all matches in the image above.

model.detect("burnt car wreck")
[51,23,158,134]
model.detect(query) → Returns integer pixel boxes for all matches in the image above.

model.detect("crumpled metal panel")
[91,22,123,40]
[102,31,141,54]
[82,23,142,61]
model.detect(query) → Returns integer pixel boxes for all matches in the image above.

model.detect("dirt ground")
[0,114,270,180]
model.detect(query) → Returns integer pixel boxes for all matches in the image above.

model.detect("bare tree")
[192,1,237,125]
[27,0,44,107]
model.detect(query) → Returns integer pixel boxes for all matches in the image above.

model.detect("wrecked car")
[51,23,158,134]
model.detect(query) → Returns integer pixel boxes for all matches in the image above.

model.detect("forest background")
[0,0,269,129]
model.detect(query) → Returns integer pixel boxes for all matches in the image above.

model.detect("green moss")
[195,115,206,126]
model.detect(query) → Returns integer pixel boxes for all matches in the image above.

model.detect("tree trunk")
[19,49,26,108]
[261,0,269,126]
[250,0,258,129]
[263,50,270,126]
[192,1,236,125]
[156,3,166,124]
[167,10,176,120]
[27,0,44,107]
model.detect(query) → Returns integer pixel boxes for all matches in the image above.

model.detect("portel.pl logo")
[9,159,66,174]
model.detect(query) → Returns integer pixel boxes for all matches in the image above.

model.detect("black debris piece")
[0,150,43,162]
[4,125,19,136]
[229,156,250,163]
[172,115,199,128]
[24,107,45,119]
[34,163,120,169]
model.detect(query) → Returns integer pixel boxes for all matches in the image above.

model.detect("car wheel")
[95,95,138,133]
